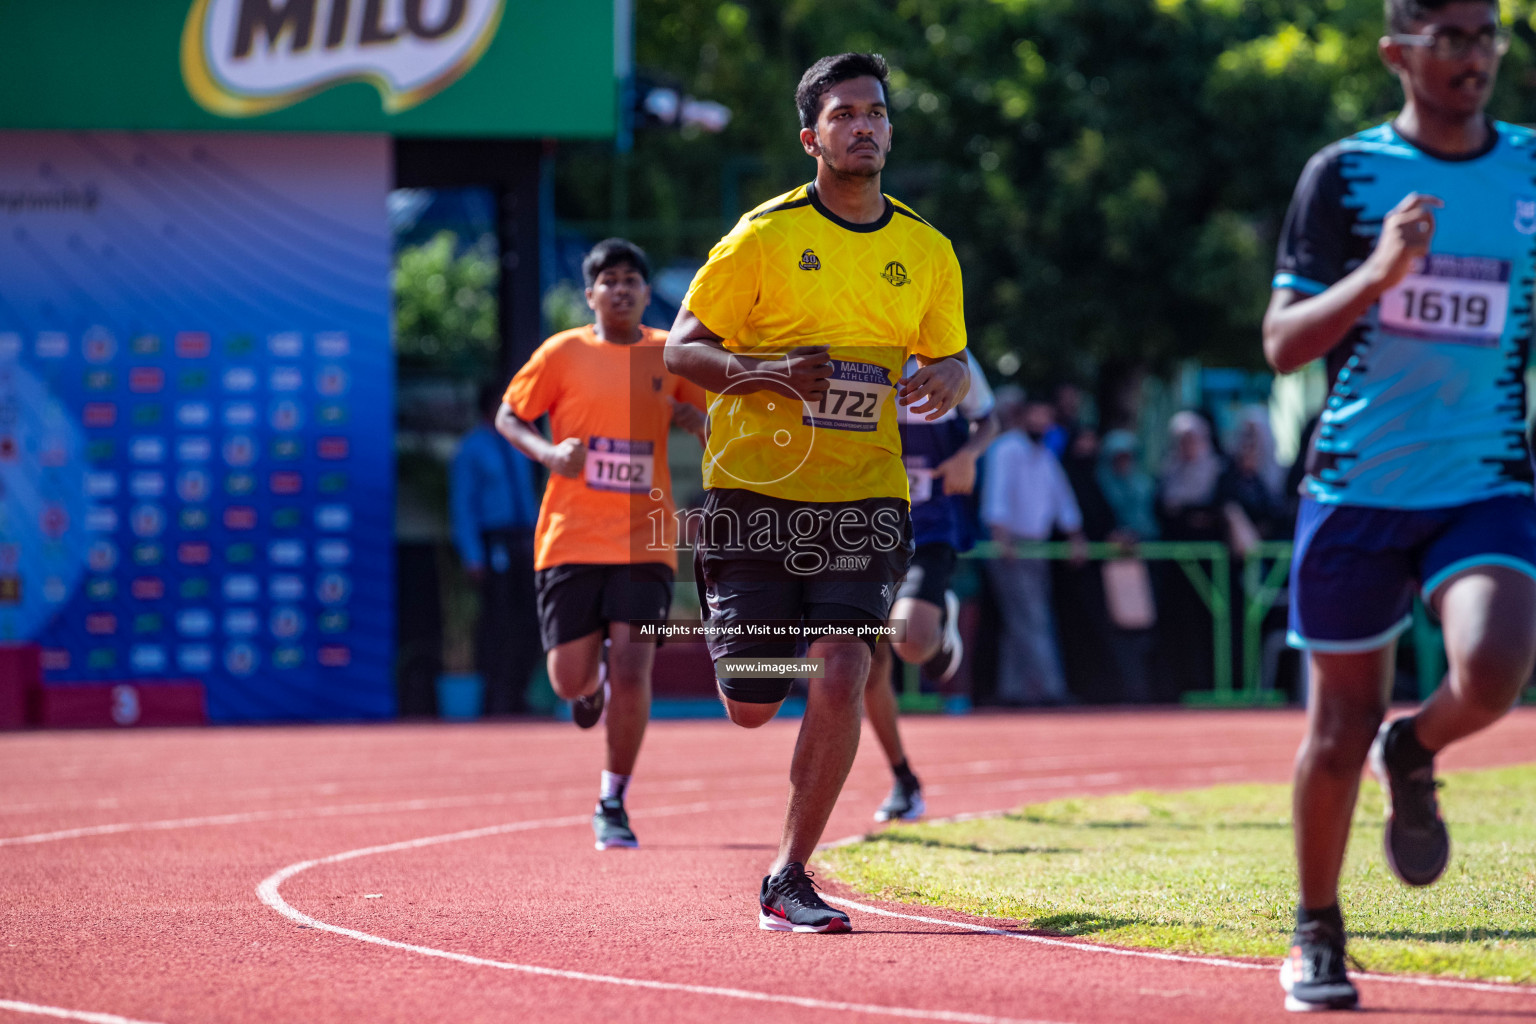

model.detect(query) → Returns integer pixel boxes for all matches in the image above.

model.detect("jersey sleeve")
[958,349,995,420]
[682,219,762,340]
[672,374,708,411]
[504,338,558,422]
[1273,147,1351,296]
[913,237,967,360]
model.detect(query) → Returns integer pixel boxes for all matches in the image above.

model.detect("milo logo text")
[182,0,504,116]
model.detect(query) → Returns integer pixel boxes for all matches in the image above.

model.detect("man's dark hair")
[582,237,650,288]
[795,52,891,130]
[1386,0,1496,33]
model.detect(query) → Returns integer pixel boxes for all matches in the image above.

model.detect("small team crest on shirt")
[881,261,909,286]
[651,376,664,392]
[799,248,821,271]
[1515,198,1536,235]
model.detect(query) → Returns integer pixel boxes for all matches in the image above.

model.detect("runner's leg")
[1293,647,1393,908]
[546,632,604,700]
[890,597,944,665]
[1413,566,1536,751]
[772,636,871,873]
[863,640,906,766]
[604,620,654,776]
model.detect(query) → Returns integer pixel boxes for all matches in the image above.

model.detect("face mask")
[1025,428,1048,442]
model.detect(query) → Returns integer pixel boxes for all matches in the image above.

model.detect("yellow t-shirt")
[682,181,967,503]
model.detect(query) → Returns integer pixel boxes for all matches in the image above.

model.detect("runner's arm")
[1263,192,1442,373]
[664,308,832,400]
[494,402,584,478]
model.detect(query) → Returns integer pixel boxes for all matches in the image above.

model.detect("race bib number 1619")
[1378,253,1509,346]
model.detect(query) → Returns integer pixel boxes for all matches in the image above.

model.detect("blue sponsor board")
[0,132,394,721]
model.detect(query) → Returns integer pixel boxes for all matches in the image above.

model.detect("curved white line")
[255,802,1074,1024]
[0,999,168,1024]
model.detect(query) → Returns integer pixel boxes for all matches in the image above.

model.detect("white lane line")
[0,999,169,1024]
[255,802,1076,1024]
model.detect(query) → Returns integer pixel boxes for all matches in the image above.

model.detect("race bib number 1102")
[1378,253,1509,346]
[585,436,654,493]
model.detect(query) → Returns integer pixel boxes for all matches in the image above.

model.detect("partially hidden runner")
[666,52,971,932]
[1264,0,1536,1010]
[866,349,997,822]
[498,238,706,851]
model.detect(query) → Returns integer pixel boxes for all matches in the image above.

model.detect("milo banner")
[0,132,394,722]
[2,0,616,137]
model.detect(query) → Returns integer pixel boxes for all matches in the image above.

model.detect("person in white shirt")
[981,393,1088,705]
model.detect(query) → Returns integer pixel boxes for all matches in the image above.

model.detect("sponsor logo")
[86,612,118,635]
[178,401,211,427]
[88,578,117,601]
[179,437,213,463]
[131,472,166,498]
[319,471,348,493]
[41,649,70,671]
[318,436,350,460]
[227,542,256,563]
[129,646,165,674]
[36,332,68,359]
[273,646,305,669]
[177,469,211,502]
[270,367,303,392]
[43,504,73,537]
[181,508,210,530]
[799,248,821,271]
[134,543,164,566]
[223,574,260,601]
[223,367,257,392]
[180,578,212,599]
[176,332,212,358]
[129,367,165,393]
[269,539,305,566]
[130,437,166,463]
[226,472,256,495]
[317,366,349,396]
[132,577,166,601]
[178,542,212,565]
[223,434,257,466]
[271,438,302,460]
[318,645,352,667]
[270,399,302,431]
[224,402,257,426]
[131,504,166,538]
[134,614,164,634]
[316,332,350,357]
[87,439,116,461]
[271,606,305,639]
[182,0,505,117]
[84,507,116,533]
[224,608,259,636]
[132,404,163,425]
[85,370,115,391]
[132,335,163,356]
[316,504,352,530]
[88,541,119,573]
[268,332,302,357]
[178,645,214,672]
[271,471,304,495]
[225,506,258,530]
[224,642,258,676]
[179,369,209,390]
[84,402,118,427]
[89,649,117,670]
[272,507,303,528]
[84,328,117,364]
[1517,197,1536,236]
[880,260,909,286]
[271,574,306,600]
[178,609,215,637]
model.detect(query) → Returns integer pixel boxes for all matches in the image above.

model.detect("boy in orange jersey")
[498,239,706,850]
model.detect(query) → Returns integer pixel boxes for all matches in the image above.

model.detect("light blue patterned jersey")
[1273,120,1536,509]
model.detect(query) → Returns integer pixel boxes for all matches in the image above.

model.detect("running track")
[4,709,1536,1023]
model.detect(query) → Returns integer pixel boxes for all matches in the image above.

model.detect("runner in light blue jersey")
[1263,0,1536,1011]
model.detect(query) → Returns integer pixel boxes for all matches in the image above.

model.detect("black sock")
[1387,716,1435,770]
[1296,902,1344,933]
[892,758,919,789]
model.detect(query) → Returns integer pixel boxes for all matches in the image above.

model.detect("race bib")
[585,436,654,493]
[1378,253,1509,346]
[904,458,935,505]
[802,359,893,432]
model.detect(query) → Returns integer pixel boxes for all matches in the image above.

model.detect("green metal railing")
[919,539,1291,709]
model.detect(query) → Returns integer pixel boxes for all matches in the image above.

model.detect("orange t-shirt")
[504,325,705,571]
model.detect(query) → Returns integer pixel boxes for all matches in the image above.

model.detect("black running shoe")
[1280,919,1358,1012]
[758,862,850,933]
[572,662,607,730]
[873,776,926,822]
[1370,718,1450,887]
[920,591,964,685]
[592,797,638,850]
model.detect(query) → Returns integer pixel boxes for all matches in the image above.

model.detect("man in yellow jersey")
[666,53,971,932]
[499,239,706,851]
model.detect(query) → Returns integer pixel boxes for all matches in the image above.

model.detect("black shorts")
[534,562,674,651]
[693,488,912,704]
[894,543,958,608]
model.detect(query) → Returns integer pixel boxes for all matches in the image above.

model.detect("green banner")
[3,0,616,137]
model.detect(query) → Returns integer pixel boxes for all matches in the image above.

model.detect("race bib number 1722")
[802,359,893,433]
[1378,253,1509,346]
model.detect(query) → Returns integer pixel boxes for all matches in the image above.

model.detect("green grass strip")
[821,764,1536,982]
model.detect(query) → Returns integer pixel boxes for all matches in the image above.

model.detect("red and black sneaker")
[758,862,851,933]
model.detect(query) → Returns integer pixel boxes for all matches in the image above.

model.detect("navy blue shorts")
[1288,494,1536,653]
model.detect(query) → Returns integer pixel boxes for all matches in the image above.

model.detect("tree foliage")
[394,230,499,375]
[556,0,1536,384]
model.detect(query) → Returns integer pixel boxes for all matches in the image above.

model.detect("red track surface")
[4,708,1536,1023]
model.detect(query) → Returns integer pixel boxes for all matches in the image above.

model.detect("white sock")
[600,770,630,802]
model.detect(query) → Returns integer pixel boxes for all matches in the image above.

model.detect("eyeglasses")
[1390,26,1511,60]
